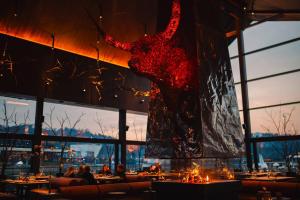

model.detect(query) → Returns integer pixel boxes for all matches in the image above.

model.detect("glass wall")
[229,21,300,137]
[0,95,36,134]
[43,101,119,139]
[229,21,300,173]
[126,145,145,171]
[256,140,300,173]
[0,139,32,178]
[126,111,148,141]
[40,141,115,175]
[0,95,152,177]
[251,104,300,137]
[247,72,300,108]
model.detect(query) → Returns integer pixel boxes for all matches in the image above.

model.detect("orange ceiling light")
[0,25,129,68]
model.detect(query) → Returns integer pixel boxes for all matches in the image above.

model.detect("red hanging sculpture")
[97,0,198,91]
[88,0,244,159]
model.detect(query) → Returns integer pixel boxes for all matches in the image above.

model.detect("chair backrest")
[59,185,100,200]
[50,177,88,188]
[59,181,152,200]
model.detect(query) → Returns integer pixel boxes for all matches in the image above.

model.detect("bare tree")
[132,122,144,171]
[95,113,117,170]
[261,108,300,173]
[0,101,30,178]
[44,107,84,174]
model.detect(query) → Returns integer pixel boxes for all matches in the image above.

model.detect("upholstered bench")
[30,177,88,200]
[59,181,152,200]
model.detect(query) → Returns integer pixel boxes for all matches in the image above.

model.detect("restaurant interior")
[0,0,300,199]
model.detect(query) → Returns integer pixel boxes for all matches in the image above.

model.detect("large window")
[43,101,119,139]
[243,22,300,53]
[40,141,115,175]
[0,139,32,178]
[229,21,300,138]
[256,140,300,173]
[0,95,36,134]
[126,111,148,141]
[247,72,300,108]
[126,145,145,171]
[251,104,300,136]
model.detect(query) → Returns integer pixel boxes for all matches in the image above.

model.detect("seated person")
[115,164,125,177]
[148,163,161,174]
[81,165,96,185]
[64,166,75,178]
[101,164,112,175]
[76,164,86,177]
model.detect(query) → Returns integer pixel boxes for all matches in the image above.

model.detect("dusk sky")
[1,21,299,138]
[229,21,300,135]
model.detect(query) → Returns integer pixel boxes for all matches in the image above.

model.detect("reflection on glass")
[43,101,119,139]
[40,141,115,175]
[256,140,300,174]
[126,111,148,141]
[0,95,36,134]
[126,144,171,172]
[251,104,300,136]
[126,145,145,171]
[0,139,32,177]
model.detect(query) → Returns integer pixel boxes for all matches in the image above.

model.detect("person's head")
[78,165,85,174]
[67,166,75,172]
[102,165,110,173]
[84,165,91,173]
[117,164,125,173]
[64,166,75,177]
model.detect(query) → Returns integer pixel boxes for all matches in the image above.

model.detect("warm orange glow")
[222,167,235,180]
[206,175,209,182]
[0,27,129,68]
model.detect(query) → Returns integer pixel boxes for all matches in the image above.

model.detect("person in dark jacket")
[81,165,96,185]
[115,164,125,178]
[76,164,85,177]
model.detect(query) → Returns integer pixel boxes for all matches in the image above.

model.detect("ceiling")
[0,0,299,68]
[0,0,158,67]
[246,0,300,21]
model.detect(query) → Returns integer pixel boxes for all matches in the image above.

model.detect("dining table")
[93,174,123,184]
[1,178,49,200]
[242,176,296,182]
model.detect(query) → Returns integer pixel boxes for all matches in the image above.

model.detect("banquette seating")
[30,177,88,199]
[30,176,151,200]
[240,180,300,200]
[59,181,152,200]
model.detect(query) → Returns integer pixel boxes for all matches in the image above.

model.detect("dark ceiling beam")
[249,9,300,14]
[245,13,283,28]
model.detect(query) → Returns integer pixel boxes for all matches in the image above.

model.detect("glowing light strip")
[0,30,129,68]
[6,100,29,106]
